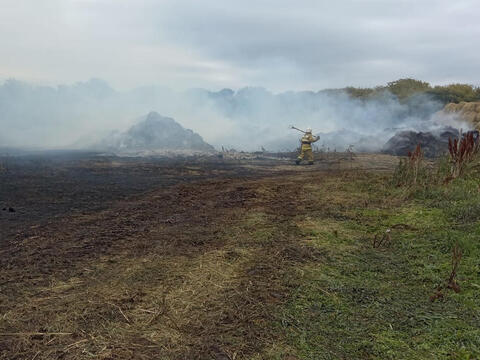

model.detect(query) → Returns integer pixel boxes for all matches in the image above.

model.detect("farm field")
[0,153,478,359]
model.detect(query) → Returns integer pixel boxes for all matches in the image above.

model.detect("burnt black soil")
[0,152,287,242]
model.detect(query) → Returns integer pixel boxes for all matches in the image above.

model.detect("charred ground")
[0,152,479,359]
[0,152,282,241]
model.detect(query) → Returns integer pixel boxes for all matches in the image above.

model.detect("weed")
[372,229,392,248]
[392,144,426,187]
[430,242,463,302]
[446,200,480,223]
[446,242,462,293]
[445,132,480,182]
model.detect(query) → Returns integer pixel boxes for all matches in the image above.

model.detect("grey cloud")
[0,0,479,90]
[155,0,480,89]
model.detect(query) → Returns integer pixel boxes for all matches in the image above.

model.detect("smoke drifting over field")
[0,79,468,152]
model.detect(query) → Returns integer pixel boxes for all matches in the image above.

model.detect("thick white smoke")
[0,78,466,152]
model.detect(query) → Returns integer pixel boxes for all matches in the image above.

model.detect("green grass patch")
[276,172,480,359]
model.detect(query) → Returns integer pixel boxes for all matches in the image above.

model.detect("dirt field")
[0,152,391,242]
[1,152,478,359]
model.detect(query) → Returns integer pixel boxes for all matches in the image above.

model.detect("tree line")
[342,78,480,104]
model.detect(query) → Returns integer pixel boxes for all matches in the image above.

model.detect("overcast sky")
[1,0,479,92]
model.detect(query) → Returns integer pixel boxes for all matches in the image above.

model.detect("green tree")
[343,87,376,99]
[428,84,480,104]
[386,78,431,100]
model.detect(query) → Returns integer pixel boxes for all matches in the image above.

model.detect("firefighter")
[295,127,319,165]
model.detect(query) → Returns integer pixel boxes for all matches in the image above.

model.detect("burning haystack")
[382,127,460,157]
[383,101,480,157]
[98,112,215,154]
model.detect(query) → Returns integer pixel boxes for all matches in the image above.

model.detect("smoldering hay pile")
[95,112,215,155]
[382,101,479,157]
[382,127,460,158]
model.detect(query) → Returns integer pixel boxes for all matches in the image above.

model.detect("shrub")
[445,132,480,183]
[428,84,480,104]
[392,144,425,187]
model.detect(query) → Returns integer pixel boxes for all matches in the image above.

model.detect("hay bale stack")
[440,101,480,127]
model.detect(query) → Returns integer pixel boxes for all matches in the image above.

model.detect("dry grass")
[0,168,328,359]
[3,155,479,359]
[445,131,480,182]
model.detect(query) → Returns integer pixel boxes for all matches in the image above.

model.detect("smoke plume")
[0,78,468,152]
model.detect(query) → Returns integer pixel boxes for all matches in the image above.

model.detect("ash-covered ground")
[0,152,276,241]
[0,150,395,243]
